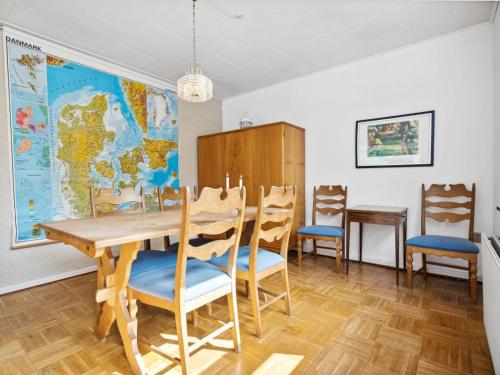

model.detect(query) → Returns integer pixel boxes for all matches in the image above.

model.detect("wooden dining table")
[39,206,262,375]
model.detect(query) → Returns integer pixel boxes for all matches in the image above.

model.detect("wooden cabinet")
[198,122,305,248]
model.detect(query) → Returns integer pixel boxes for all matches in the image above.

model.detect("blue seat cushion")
[209,245,285,273]
[166,237,213,252]
[115,250,178,277]
[128,259,231,301]
[406,235,479,254]
[297,225,344,238]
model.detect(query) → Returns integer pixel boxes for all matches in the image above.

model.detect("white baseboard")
[310,248,479,281]
[0,265,97,295]
[0,245,478,295]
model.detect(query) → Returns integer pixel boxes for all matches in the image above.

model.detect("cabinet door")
[220,131,249,193]
[283,126,305,247]
[249,125,284,200]
[220,126,284,206]
[198,135,222,189]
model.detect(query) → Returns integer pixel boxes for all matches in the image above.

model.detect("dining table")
[39,206,263,375]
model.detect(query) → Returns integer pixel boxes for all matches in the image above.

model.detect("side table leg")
[345,219,351,275]
[403,216,407,271]
[359,223,363,264]
[395,217,400,285]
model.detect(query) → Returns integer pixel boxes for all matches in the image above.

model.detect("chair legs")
[190,310,198,326]
[297,235,303,267]
[244,280,250,298]
[469,256,477,303]
[407,247,477,304]
[335,238,341,272]
[298,236,345,269]
[175,307,191,375]
[422,253,427,279]
[227,288,241,352]
[247,267,292,338]
[406,247,414,289]
[248,275,262,338]
[280,268,292,315]
[163,235,170,251]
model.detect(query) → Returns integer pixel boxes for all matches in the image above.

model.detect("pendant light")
[177,0,213,103]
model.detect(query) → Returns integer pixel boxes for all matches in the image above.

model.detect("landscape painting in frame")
[355,111,435,168]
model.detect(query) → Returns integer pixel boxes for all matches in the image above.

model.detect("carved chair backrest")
[158,187,183,211]
[249,185,297,268]
[90,187,145,218]
[421,183,476,241]
[312,185,347,229]
[175,186,246,300]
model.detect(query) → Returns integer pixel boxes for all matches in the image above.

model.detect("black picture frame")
[355,110,435,168]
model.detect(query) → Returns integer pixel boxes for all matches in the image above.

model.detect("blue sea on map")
[7,41,179,244]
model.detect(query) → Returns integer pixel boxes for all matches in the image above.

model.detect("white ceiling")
[0,1,496,98]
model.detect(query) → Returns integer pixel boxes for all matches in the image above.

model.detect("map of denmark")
[6,39,179,245]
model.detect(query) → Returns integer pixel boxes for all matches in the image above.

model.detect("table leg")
[95,302,116,338]
[96,241,145,374]
[239,221,254,247]
[395,217,400,285]
[359,223,363,264]
[345,218,351,275]
[402,215,407,271]
[96,247,115,322]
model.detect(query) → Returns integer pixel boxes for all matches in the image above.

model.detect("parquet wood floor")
[0,255,494,375]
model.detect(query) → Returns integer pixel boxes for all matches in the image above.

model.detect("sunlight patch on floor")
[252,353,304,374]
[140,332,232,374]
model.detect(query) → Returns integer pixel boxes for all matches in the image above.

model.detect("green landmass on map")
[38,104,48,118]
[16,54,43,79]
[122,79,147,133]
[143,138,176,169]
[118,147,143,188]
[57,95,115,216]
[16,54,44,93]
[37,145,50,168]
[95,160,114,179]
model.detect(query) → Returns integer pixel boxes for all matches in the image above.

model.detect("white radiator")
[481,233,500,371]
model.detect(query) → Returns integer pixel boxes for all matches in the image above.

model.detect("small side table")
[345,205,408,285]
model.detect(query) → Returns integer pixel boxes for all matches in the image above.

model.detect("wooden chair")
[406,183,478,303]
[127,187,246,375]
[90,186,151,250]
[90,187,155,295]
[209,185,297,337]
[158,186,212,251]
[296,185,347,271]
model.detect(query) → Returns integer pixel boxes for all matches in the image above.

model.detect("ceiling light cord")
[192,0,197,66]
[177,0,213,102]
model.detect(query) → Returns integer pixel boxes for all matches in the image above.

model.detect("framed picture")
[355,110,435,168]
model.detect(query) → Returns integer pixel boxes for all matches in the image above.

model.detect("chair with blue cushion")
[158,186,214,251]
[296,185,347,272]
[127,186,246,375]
[406,183,478,303]
[209,185,297,338]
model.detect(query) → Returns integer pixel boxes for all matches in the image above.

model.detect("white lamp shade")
[177,65,213,103]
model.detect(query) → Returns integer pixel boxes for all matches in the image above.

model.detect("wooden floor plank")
[0,255,494,374]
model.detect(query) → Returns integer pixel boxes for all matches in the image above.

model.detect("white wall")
[494,7,500,235]
[179,100,222,188]
[0,29,222,294]
[223,24,494,279]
